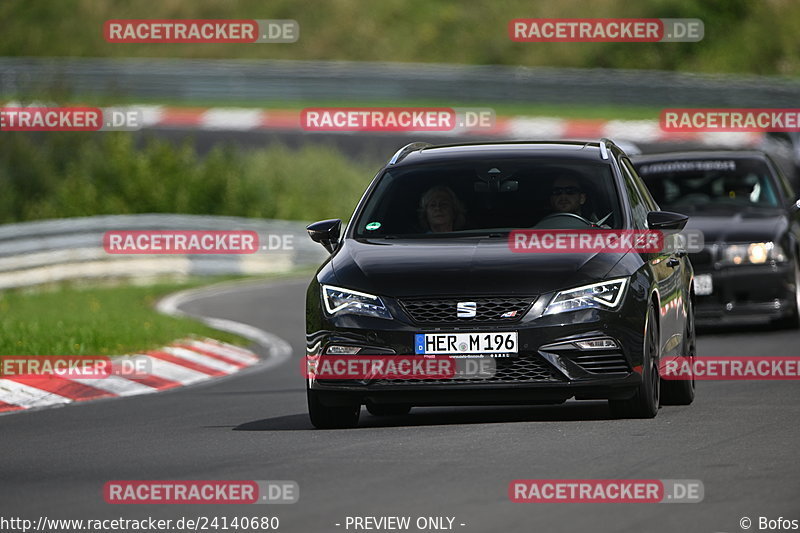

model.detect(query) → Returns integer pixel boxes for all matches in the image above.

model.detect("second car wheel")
[609,303,660,419]
[773,258,800,329]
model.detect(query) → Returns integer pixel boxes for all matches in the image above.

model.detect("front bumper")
[307,295,648,407]
[310,375,643,407]
[694,262,795,324]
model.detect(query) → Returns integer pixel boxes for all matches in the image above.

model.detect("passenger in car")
[724,175,756,201]
[417,185,467,233]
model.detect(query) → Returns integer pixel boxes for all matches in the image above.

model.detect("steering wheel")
[534,212,596,228]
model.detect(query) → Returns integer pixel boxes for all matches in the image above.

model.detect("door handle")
[667,257,680,268]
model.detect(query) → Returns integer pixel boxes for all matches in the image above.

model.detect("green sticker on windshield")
[365,222,381,231]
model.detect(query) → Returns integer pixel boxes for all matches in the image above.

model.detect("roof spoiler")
[388,142,433,165]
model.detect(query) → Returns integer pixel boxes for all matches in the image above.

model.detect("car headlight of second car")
[722,242,787,265]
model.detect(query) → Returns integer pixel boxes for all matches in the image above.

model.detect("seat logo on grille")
[456,301,477,318]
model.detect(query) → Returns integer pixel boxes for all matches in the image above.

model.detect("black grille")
[570,353,629,374]
[400,296,535,324]
[690,248,714,269]
[377,354,563,385]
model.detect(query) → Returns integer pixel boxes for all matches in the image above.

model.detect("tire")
[366,401,411,416]
[307,390,360,429]
[609,303,660,419]
[661,294,696,405]
[773,258,800,329]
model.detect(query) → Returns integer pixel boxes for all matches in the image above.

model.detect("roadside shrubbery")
[2,0,799,75]
[0,132,376,224]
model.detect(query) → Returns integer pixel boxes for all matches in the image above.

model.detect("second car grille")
[691,248,714,269]
[400,296,535,324]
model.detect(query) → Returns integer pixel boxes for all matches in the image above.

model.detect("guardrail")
[2,57,800,107]
[0,214,327,289]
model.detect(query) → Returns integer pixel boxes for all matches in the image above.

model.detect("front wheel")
[609,304,660,419]
[308,390,360,429]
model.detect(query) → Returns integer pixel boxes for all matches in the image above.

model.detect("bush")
[0,132,377,223]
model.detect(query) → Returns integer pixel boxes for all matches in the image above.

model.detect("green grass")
[0,273,311,356]
[1,0,799,76]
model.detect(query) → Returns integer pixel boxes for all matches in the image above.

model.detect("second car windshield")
[636,158,781,209]
[353,159,622,238]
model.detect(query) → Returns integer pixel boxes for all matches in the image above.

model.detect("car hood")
[675,205,787,243]
[329,238,626,298]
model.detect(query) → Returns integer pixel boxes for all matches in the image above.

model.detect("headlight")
[721,242,786,265]
[543,278,629,316]
[322,285,392,319]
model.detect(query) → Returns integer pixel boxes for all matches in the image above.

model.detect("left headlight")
[543,278,629,316]
[322,285,392,319]
[721,242,787,265]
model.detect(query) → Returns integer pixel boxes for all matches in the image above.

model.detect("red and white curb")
[1,102,763,147]
[128,105,763,147]
[0,338,259,414]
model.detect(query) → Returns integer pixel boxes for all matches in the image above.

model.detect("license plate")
[695,274,713,296]
[415,332,518,355]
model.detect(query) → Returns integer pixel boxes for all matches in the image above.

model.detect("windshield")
[635,158,781,210]
[353,159,622,238]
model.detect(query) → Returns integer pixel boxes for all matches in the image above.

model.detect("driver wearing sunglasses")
[549,176,587,215]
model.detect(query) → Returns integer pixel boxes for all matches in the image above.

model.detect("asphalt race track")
[2,276,799,533]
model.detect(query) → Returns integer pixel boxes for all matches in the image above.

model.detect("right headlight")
[543,278,629,316]
[321,285,392,319]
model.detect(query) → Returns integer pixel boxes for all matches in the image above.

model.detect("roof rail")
[598,138,612,160]
[388,142,433,165]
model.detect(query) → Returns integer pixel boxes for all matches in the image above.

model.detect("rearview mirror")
[307,219,342,253]
[647,211,689,231]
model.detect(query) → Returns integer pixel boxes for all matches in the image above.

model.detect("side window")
[766,156,796,201]
[623,158,660,211]
[618,159,649,229]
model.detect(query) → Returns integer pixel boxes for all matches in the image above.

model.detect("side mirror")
[647,211,688,231]
[307,219,342,253]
